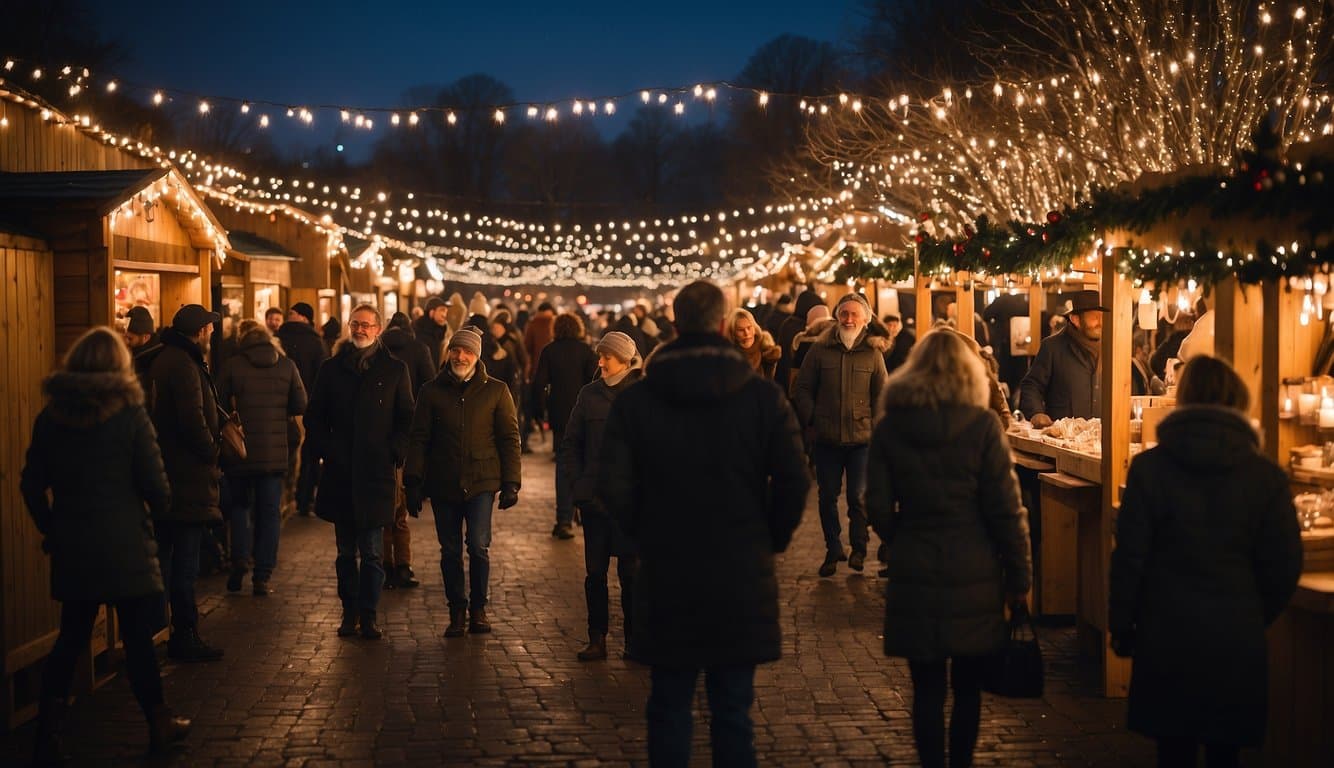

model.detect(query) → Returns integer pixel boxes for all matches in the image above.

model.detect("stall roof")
[345,235,375,260]
[228,231,298,261]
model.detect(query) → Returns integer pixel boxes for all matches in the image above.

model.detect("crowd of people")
[19,281,1302,768]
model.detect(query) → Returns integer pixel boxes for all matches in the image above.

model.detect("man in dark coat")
[532,313,599,538]
[774,289,824,393]
[599,281,810,767]
[304,305,415,640]
[124,306,163,397]
[792,292,890,577]
[404,327,522,638]
[379,312,436,589]
[1018,290,1107,427]
[413,295,450,369]
[882,313,915,375]
[148,304,225,663]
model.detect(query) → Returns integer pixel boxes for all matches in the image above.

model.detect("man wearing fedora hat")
[1019,289,1108,428]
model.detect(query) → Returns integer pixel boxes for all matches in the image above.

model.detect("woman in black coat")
[21,327,190,760]
[865,328,1032,768]
[1110,356,1302,767]
[216,326,307,595]
[532,313,598,538]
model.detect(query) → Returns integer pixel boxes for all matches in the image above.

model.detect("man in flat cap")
[405,326,522,639]
[149,303,226,663]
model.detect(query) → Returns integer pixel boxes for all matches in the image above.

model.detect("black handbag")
[982,604,1044,698]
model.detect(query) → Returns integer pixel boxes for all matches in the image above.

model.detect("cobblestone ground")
[3,437,1250,766]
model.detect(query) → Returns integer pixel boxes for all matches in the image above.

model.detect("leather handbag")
[217,404,247,464]
[982,604,1044,698]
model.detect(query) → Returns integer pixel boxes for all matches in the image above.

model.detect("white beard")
[450,362,476,380]
[838,327,862,349]
[351,335,374,349]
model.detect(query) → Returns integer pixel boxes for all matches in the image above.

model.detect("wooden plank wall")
[212,205,333,289]
[0,104,156,173]
[0,233,59,672]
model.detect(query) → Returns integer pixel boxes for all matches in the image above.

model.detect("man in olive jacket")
[792,292,889,577]
[149,303,225,663]
[404,327,522,639]
[599,281,810,768]
[304,305,415,640]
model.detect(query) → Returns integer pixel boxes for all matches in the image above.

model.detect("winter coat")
[215,336,307,475]
[1109,406,1302,746]
[305,342,415,529]
[737,331,782,380]
[149,328,221,523]
[792,323,890,446]
[276,321,329,394]
[523,313,555,379]
[599,333,810,667]
[532,337,599,434]
[559,369,644,506]
[484,334,524,410]
[866,385,1032,660]
[380,327,436,395]
[884,329,915,374]
[412,315,449,370]
[790,317,835,380]
[1018,327,1100,420]
[21,371,167,602]
[775,290,824,389]
[404,362,522,504]
[131,334,163,398]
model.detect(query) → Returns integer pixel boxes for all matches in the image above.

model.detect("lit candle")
[1320,407,1334,429]
[1300,393,1320,424]
[1283,397,1295,418]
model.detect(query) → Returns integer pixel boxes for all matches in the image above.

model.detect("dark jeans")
[1156,740,1241,768]
[581,506,638,637]
[153,520,203,633]
[432,493,495,610]
[43,595,163,718]
[553,428,574,525]
[812,442,870,555]
[647,664,758,768]
[908,656,987,768]
[226,472,283,582]
[334,524,384,621]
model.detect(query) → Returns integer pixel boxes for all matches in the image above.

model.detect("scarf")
[738,338,763,372]
[603,368,633,387]
[354,340,380,372]
[1067,324,1102,373]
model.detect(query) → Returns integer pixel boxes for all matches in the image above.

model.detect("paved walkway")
[2,438,1204,766]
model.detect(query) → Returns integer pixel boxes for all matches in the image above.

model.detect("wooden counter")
[1266,569,1333,767]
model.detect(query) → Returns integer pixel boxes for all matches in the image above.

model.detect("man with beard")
[405,327,522,639]
[149,304,225,662]
[1019,290,1108,427]
[304,305,414,640]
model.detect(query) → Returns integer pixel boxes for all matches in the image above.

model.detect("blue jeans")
[334,524,384,621]
[226,472,283,582]
[153,520,203,633]
[812,442,870,555]
[647,664,758,768]
[432,493,495,610]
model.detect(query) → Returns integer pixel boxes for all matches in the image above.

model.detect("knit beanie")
[447,326,483,356]
[595,331,638,365]
[126,306,154,335]
[469,292,490,317]
[290,302,316,324]
[835,292,872,317]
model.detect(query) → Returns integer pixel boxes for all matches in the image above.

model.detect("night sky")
[96,0,858,158]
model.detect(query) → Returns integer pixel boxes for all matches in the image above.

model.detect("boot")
[848,550,866,572]
[360,612,382,640]
[226,567,246,593]
[396,564,420,589]
[147,704,191,754]
[818,551,842,578]
[252,580,272,597]
[167,628,223,662]
[576,633,607,662]
[551,522,574,540]
[337,612,358,637]
[33,696,70,765]
[469,607,492,634]
[443,607,467,638]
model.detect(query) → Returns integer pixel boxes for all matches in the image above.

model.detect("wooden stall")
[222,230,297,331]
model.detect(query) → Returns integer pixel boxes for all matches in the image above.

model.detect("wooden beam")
[111,259,200,275]
[956,273,976,339]
[1100,248,1133,698]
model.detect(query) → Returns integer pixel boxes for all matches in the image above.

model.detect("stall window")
[114,271,160,331]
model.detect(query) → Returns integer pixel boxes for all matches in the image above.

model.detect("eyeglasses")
[348,321,380,331]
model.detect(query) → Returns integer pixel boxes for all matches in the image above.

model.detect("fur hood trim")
[43,370,143,426]
[793,318,836,350]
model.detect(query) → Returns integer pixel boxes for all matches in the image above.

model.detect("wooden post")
[1027,283,1044,355]
[915,279,932,338]
[1213,277,1264,421]
[1100,249,1134,697]
[956,273,976,339]
[1262,281,1322,463]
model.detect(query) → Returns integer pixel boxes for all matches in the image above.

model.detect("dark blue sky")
[98,0,859,157]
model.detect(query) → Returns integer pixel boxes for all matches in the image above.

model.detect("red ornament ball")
[953,242,966,255]
[1046,211,1062,224]
[914,232,925,244]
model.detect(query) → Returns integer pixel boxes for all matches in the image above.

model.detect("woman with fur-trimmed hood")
[725,308,782,380]
[865,327,1032,768]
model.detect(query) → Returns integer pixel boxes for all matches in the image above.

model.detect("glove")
[498,482,519,510]
[403,476,423,518]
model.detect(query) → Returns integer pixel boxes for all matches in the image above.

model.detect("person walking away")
[404,327,522,638]
[865,328,1032,768]
[532,313,599,538]
[599,281,810,767]
[148,304,226,663]
[413,296,451,370]
[522,302,557,452]
[304,305,414,640]
[726,308,781,380]
[22,328,192,762]
[379,312,436,590]
[216,325,307,596]
[792,292,889,577]
[559,331,643,661]
[1109,356,1301,768]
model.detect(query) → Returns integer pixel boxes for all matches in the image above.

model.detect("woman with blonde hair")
[866,328,1032,768]
[21,327,191,761]
[725,308,782,380]
[1110,356,1301,767]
